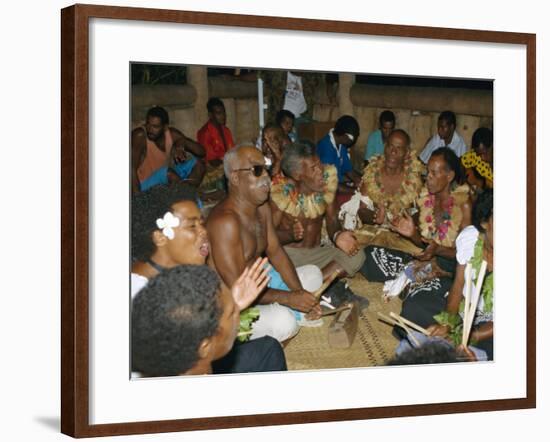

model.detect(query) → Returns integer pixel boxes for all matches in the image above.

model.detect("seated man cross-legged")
[131,106,205,193]
[270,143,366,281]
[207,146,324,343]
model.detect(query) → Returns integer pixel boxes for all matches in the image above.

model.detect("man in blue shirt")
[364,110,395,166]
[317,115,362,195]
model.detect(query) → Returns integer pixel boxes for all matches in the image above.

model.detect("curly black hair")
[131,182,198,261]
[438,110,457,127]
[207,97,225,113]
[472,188,493,233]
[146,106,169,126]
[333,115,360,141]
[471,127,493,150]
[387,341,458,366]
[379,110,396,126]
[430,146,464,185]
[132,265,221,377]
[275,109,295,125]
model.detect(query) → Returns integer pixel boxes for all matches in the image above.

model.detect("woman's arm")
[427,262,465,337]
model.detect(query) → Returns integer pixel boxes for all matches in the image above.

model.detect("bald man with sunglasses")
[207,145,323,343]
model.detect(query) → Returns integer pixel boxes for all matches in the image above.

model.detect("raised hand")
[266,136,282,160]
[292,220,305,241]
[171,145,188,164]
[335,230,359,256]
[231,257,271,311]
[390,211,416,238]
[373,204,386,225]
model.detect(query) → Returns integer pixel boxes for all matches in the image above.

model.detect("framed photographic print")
[61,3,536,437]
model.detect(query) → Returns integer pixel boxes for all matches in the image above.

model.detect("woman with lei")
[362,147,472,330]
[363,146,471,275]
[358,129,424,226]
[427,189,494,360]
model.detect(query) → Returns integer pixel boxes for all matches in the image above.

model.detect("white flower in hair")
[156,211,180,240]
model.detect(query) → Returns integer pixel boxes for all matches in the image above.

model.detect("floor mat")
[284,273,403,371]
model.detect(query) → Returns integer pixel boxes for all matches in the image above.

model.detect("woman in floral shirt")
[362,147,472,329]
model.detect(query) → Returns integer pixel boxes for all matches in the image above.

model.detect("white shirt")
[131,273,149,299]
[455,226,492,323]
[419,130,468,163]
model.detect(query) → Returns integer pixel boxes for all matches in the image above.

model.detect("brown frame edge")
[60,3,536,438]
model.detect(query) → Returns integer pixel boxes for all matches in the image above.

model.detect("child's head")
[275,109,295,135]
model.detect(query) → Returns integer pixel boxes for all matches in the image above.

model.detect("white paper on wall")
[283,72,307,118]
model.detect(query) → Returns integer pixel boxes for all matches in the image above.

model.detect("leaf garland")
[237,307,260,342]
[360,154,424,219]
[271,165,338,218]
[433,232,493,346]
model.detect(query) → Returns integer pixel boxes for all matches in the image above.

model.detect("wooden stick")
[463,260,488,346]
[389,311,430,336]
[321,303,352,317]
[377,312,399,326]
[312,270,341,300]
[394,316,421,347]
[461,263,472,347]
[377,313,420,347]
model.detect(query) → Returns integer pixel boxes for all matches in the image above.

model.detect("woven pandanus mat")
[284,273,403,371]
[355,225,422,256]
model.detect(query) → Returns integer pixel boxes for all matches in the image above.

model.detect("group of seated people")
[131,101,495,377]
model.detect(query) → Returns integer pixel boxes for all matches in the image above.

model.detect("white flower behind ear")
[156,212,180,240]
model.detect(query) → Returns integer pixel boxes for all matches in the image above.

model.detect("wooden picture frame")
[61,3,536,437]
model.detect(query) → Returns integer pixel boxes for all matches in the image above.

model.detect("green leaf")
[237,307,260,342]
[433,311,463,346]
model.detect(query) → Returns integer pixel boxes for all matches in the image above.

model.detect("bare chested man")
[270,143,365,279]
[131,106,206,193]
[207,146,322,342]
[358,129,424,226]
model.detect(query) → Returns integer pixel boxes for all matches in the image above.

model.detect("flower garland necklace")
[418,184,469,248]
[361,154,424,217]
[422,193,455,242]
[271,165,338,219]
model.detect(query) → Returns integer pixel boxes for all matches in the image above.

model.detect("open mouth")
[199,241,210,257]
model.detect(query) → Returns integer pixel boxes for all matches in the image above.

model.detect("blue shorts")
[139,156,197,192]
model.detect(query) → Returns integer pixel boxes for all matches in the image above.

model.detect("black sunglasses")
[233,165,268,177]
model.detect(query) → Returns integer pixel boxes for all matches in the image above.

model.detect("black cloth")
[360,245,413,282]
[212,336,287,374]
[323,280,370,311]
[360,245,457,282]
[360,245,454,337]
[400,276,453,330]
[472,321,494,361]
